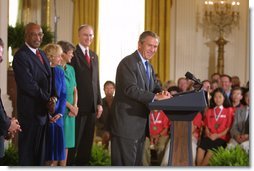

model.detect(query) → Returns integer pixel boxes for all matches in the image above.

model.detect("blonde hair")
[43,43,63,62]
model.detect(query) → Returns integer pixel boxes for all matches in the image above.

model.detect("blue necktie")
[145,61,150,81]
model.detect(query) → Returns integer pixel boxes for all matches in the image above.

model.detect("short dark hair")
[210,87,232,108]
[220,74,232,82]
[211,72,220,78]
[0,38,4,47]
[104,80,115,89]
[139,31,160,44]
[167,86,180,93]
[57,41,75,53]
[202,80,211,84]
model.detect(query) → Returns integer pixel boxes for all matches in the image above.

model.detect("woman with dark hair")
[57,41,78,166]
[196,88,233,166]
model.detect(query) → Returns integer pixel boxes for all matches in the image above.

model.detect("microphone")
[185,71,202,85]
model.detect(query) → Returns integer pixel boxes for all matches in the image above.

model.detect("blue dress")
[45,67,67,161]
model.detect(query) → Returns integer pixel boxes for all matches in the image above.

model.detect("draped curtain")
[17,0,42,25]
[145,0,171,82]
[72,0,99,54]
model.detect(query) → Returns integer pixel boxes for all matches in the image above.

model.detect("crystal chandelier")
[200,0,240,74]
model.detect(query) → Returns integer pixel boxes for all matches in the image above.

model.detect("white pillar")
[0,0,13,117]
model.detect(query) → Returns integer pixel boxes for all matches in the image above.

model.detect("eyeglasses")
[30,32,44,38]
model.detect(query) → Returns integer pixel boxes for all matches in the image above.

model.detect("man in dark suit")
[111,31,171,166]
[13,23,52,166]
[0,38,21,165]
[68,24,103,166]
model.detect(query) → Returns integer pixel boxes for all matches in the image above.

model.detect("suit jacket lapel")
[39,49,51,76]
[24,46,49,76]
[135,52,149,90]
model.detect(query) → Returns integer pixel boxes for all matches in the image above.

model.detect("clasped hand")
[47,96,57,115]
[6,117,22,140]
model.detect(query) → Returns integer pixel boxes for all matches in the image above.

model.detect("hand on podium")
[154,90,172,101]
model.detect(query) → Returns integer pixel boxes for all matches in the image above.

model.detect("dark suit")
[13,44,51,166]
[111,50,161,165]
[68,45,102,165]
[0,89,11,161]
[0,89,10,137]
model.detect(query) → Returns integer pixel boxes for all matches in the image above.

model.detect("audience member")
[68,24,103,166]
[167,86,180,95]
[57,41,78,166]
[231,76,241,88]
[230,87,243,109]
[196,88,233,166]
[227,89,249,153]
[202,80,211,93]
[210,80,219,93]
[43,44,67,166]
[220,74,232,98]
[210,73,221,86]
[177,77,188,92]
[95,80,115,149]
[13,23,53,166]
[143,110,170,166]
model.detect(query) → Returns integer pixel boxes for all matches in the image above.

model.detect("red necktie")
[36,50,44,64]
[84,50,90,67]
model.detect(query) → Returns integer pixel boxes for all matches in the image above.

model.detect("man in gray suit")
[111,31,171,166]
[228,89,249,153]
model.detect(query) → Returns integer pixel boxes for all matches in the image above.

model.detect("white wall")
[0,0,8,95]
[99,0,144,97]
[0,0,13,117]
[50,0,74,43]
[170,0,249,85]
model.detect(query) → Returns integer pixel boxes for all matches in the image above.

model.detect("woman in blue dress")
[43,44,67,166]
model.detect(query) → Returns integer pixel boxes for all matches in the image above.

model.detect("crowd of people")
[0,22,250,166]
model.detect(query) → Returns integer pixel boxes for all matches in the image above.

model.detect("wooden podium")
[149,90,207,166]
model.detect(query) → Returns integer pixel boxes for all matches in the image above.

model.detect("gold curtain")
[72,0,99,54]
[145,0,171,83]
[17,0,42,25]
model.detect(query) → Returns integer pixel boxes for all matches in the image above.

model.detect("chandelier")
[200,0,240,74]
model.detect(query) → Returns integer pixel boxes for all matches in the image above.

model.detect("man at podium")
[110,31,171,166]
